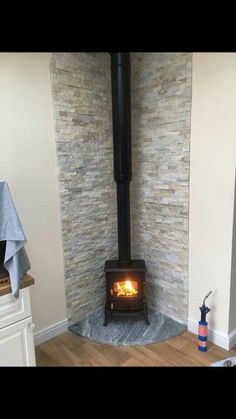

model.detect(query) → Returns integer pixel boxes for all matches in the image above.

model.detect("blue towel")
[0,181,31,297]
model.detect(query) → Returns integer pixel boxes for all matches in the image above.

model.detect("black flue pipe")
[110,52,131,261]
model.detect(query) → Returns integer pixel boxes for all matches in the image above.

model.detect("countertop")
[0,273,34,296]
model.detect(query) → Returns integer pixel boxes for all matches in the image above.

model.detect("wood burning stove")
[104,53,149,326]
[104,259,149,325]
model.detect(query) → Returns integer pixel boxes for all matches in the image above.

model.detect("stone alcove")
[50,52,192,326]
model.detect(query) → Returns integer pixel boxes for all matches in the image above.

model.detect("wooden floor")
[35,331,236,366]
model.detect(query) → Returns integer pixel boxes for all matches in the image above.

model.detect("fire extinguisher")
[198,290,213,352]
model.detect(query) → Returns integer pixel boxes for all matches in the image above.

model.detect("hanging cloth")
[0,181,31,297]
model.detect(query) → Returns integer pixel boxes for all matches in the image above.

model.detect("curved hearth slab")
[69,309,186,346]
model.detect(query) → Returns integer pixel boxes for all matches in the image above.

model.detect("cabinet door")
[0,317,36,366]
[0,288,32,330]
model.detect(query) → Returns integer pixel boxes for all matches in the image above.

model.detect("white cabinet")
[0,286,36,366]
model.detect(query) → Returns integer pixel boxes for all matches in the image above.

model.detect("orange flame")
[115,280,138,297]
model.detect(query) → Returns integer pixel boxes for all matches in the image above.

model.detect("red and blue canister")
[198,290,213,352]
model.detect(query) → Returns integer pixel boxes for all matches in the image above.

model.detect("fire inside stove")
[114,279,138,297]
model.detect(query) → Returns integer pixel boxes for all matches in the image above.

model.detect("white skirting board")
[188,318,236,351]
[34,319,68,346]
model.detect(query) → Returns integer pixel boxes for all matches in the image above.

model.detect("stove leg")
[144,306,150,325]
[103,310,108,326]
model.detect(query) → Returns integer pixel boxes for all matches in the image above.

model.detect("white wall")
[0,53,67,333]
[189,53,236,337]
[229,176,236,333]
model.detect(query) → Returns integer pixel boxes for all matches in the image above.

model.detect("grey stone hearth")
[69,308,186,346]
